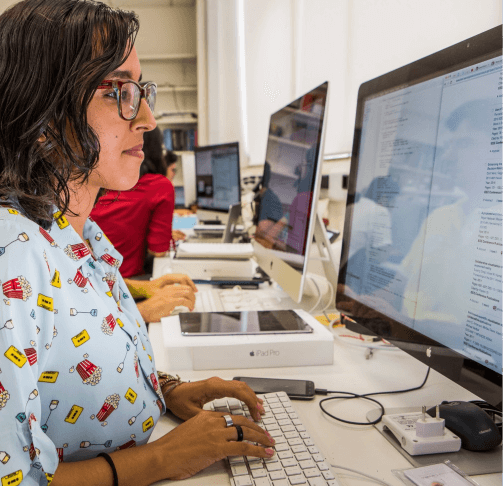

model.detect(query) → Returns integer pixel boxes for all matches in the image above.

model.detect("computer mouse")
[427,401,501,451]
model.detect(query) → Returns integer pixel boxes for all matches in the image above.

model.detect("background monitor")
[252,81,329,303]
[170,152,196,208]
[194,142,241,212]
[337,26,502,408]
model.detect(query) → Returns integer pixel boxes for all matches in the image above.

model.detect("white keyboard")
[204,393,341,486]
[191,287,298,313]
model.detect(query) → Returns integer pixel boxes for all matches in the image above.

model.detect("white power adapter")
[382,405,461,455]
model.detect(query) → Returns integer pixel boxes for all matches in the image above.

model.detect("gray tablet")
[179,310,313,336]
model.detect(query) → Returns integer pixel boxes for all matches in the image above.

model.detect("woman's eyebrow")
[107,69,142,82]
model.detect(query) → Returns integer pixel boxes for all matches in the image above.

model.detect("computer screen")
[252,81,329,302]
[337,26,502,407]
[174,186,185,207]
[194,142,241,212]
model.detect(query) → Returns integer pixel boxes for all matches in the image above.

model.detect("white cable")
[307,275,323,314]
[329,464,395,486]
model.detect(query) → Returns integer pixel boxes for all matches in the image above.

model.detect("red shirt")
[91,174,174,278]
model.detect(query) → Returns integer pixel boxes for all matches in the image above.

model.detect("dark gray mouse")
[427,401,501,451]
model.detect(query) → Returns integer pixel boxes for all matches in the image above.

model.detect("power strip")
[382,410,461,456]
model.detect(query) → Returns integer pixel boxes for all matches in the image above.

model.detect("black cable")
[318,367,431,426]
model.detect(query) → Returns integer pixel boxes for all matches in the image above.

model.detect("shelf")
[268,135,311,149]
[139,53,197,62]
[156,114,198,125]
[157,86,197,93]
[283,106,322,121]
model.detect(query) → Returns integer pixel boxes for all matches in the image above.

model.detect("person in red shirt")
[91,127,196,320]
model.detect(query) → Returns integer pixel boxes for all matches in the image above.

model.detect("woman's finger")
[225,441,275,460]
[224,423,275,447]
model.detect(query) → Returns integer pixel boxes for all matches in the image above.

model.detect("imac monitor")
[252,81,329,303]
[194,142,241,212]
[337,26,502,408]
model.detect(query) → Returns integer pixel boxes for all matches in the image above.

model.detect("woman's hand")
[155,410,275,480]
[136,284,196,322]
[164,376,265,422]
[172,230,186,241]
[125,274,197,300]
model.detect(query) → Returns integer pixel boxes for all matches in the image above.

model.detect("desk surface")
[148,321,502,486]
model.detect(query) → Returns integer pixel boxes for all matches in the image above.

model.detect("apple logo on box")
[249,351,255,356]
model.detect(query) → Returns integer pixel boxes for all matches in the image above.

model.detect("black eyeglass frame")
[97,79,157,121]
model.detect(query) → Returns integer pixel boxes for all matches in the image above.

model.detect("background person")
[0,1,274,485]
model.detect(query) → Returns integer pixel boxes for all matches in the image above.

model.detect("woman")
[0,1,274,485]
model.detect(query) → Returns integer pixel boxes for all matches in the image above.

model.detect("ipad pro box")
[160,309,334,371]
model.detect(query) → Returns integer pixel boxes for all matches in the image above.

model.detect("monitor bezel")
[337,26,502,408]
[194,141,241,213]
[252,81,329,303]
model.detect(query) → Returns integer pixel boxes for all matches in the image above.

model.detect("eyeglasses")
[97,79,157,120]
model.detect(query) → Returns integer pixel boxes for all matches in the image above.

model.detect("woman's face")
[166,162,177,181]
[87,46,156,192]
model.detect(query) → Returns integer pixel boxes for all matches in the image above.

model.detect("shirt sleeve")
[0,218,59,485]
[146,178,174,254]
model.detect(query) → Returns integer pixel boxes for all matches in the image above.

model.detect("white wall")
[206,0,502,165]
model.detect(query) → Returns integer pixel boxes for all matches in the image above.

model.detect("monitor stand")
[305,212,340,303]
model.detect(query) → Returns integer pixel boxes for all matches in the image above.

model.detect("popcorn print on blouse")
[0,381,10,410]
[0,319,13,330]
[70,307,98,317]
[94,393,120,425]
[68,266,89,293]
[64,243,91,261]
[2,276,32,301]
[102,272,117,293]
[41,400,59,432]
[80,439,112,449]
[101,314,117,336]
[71,355,102,386]
[101,253,120,269]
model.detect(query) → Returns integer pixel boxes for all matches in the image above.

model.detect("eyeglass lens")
[120,82,156,119]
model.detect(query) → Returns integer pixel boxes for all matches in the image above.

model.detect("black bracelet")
[98,452,118,486]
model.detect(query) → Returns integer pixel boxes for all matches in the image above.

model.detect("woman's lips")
[123,144,144,158]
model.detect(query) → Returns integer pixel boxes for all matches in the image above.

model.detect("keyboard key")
[266,397,279,403]
[284,465,302,476]
[281,458,298,468]
[304,468,321,478]
[304,438,315,446]
[299,459,316,469]
[265,423,280,431]
[269,470,286,480]
[264,393,278,399]
[277,416,290,424]
[251,468,268,478]
[274,443,290,452]
[269,429,284,438]
[288,438,303,446]
[265,462,282,472]
[289,476,308,485]
[284,431,300,439]
[308,478,330,486]
[307,446,319,454]
[281,425,295,432]
[233,475,253,486]
[277,450,293,459]
[295,452,310,461]
[229,456,245,464]
[291,444,307,453]
[312,453,324,462]
[250,461,265,470]
[322,470,336,480]
[271,480,288,486]
[263,418,277,425]
[300,432,310,439]
[231,464,249,476]
[228,398,242,410]
[296,425,306,432]
[254,478,273,486]
[317,462,329,471]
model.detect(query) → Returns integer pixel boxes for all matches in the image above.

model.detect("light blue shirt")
[0,207,165,485]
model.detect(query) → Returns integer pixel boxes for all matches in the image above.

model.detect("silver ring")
[223,415,234,428]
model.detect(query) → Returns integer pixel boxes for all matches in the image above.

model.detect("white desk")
[148,320,502,486]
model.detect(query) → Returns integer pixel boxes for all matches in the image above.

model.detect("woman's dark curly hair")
[0,0,139,229]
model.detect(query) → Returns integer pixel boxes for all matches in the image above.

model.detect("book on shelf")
[163,128,197,151]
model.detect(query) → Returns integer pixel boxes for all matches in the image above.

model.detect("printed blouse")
[0,207,166,486]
